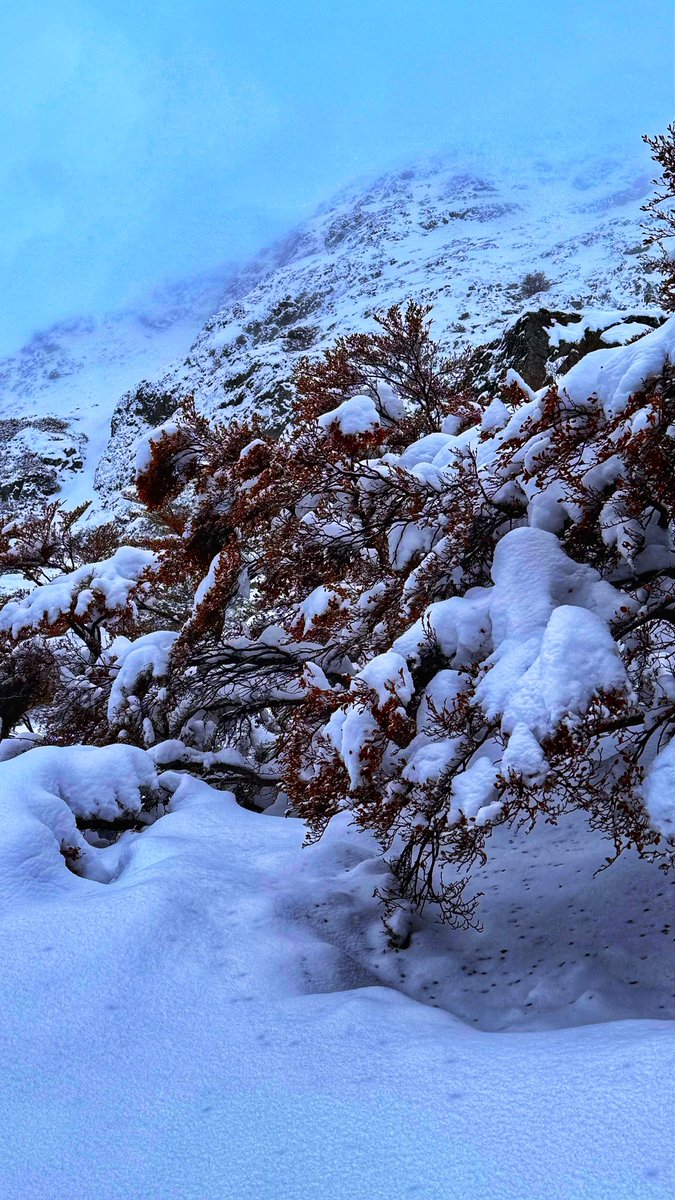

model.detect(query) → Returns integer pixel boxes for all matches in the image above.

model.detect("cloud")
[0,0,672,353]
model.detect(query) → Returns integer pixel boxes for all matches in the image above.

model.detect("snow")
[393,590,492,666]
[396,431,455,468]
[480,395,510,432]
[562,314,675,416]
[97,149,660,505]
[498,602,628,734]
[296,584,347,633]
[642,739,675,839]
[504,367,537,400]
[0,744,159,893]
[325,652,417,790]
[546,309,630,347]
[0,268,230,519]
[301,659,334,692]
[402,736,461,785]
[134,417,180,476]
[338,707,381,788]
[322,688,401,791]
[0,546,155,637]
[193,551,222,609]
[402,671,467,784]
[601,320,656,344]
[416,667,466,728]
[502,721,550,784]
[375,381,406,421]
[451,754,501,824]
[318,393,383,435]
[388,517,436,569]
[0,754,672,1199]
[107,630,178,723]
[396,528,630,745]
[356,650,414,707]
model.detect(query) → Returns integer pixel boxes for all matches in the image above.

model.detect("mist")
[1,0,672,355]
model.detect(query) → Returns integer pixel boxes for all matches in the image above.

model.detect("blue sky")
[0,0,672,351]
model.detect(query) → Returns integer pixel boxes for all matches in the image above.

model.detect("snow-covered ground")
[0,748,672,1199]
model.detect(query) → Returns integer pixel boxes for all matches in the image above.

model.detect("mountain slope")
[0,269,233,512]
[95,148,662,503]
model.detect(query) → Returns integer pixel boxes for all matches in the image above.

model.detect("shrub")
[2,153,674,929]
[518,271,552,299]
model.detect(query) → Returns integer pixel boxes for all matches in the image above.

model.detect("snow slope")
[0,149,660,516]
[94,147,662,503]
[0,268,233,513]
[0,749,672,1199]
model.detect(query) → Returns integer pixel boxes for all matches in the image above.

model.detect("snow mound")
[318,394,383,435]
[396,526,629,755]
[107,630,178,724]
[0,763,671,1199]
[643,740,675,839]
[0,743,160,897]
[562,313,675,416]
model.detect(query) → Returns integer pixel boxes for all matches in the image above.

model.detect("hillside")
[0,268,232,512]
[94,148,662,503]
[0,148,659,516]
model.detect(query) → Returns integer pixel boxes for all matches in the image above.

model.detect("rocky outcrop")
[0,415,86,511]
[0,269,233,518]
[458,308,664,396]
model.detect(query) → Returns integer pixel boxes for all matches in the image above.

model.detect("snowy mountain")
[0,149,660,516]
[0,267,234,512]
[93,148,662,503]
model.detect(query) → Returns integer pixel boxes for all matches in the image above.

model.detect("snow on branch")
[0,546,155,639]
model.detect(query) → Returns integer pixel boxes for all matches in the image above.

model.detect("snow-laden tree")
[0,502,171,743]
[2,297,674,925]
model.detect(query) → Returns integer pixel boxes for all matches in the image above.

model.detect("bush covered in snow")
[2,129,675,924]
[518,271,552,299]
[2,281,674,926]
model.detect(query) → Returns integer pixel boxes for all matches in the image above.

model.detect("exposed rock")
[0,416,87,511]
[457,308,664,396]
[0,268,234,519]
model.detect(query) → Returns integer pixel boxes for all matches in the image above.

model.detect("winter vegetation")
[0,129,674,1198]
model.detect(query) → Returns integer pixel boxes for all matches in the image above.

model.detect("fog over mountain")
[0,0,671,354]
[0,144,660,511]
